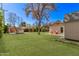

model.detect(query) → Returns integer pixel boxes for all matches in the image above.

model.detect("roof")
[49,20,63,26]
[64,11,79,23]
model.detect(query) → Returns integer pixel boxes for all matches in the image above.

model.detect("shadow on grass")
[0,33,8,54]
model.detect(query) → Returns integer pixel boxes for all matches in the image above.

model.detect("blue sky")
[1,3,79,25]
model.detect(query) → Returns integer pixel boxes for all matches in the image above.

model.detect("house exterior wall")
[49,25,64,34]
[65,21,79,41]
[8,27,16,33]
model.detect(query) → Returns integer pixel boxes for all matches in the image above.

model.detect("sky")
[1,3,79,26]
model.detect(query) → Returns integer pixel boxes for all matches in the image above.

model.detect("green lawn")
[0,32,79,56]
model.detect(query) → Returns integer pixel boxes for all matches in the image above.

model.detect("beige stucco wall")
[65,21,79,40]
[49,25,64,34]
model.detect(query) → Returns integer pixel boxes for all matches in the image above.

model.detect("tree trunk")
[38,20,41,35]
[38,26,40,35]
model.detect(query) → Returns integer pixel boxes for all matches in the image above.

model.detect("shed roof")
[64,11,79,23]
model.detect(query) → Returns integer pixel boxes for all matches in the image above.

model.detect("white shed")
[64,12,79,41]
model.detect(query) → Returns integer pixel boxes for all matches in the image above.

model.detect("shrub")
[4,25,8,33]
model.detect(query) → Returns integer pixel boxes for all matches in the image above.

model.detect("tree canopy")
[25,3,56,35]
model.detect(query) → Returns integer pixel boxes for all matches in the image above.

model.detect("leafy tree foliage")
[25,3,55,35]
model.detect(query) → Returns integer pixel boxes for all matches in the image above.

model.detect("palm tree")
[25,3,55,35]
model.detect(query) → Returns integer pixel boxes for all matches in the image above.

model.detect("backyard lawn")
[0,32,79,56]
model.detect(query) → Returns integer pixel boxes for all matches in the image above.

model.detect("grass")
[0,32,79,56]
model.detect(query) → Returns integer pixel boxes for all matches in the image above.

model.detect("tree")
[7,12,19,33]
[17,17,23,27]
[8,12,17,27]
[0,9,3,38]
[25,3,55,35]
[4,24,8,33]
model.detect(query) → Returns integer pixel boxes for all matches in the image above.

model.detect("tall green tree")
[0,9,3,38]
[25,3,55,35]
